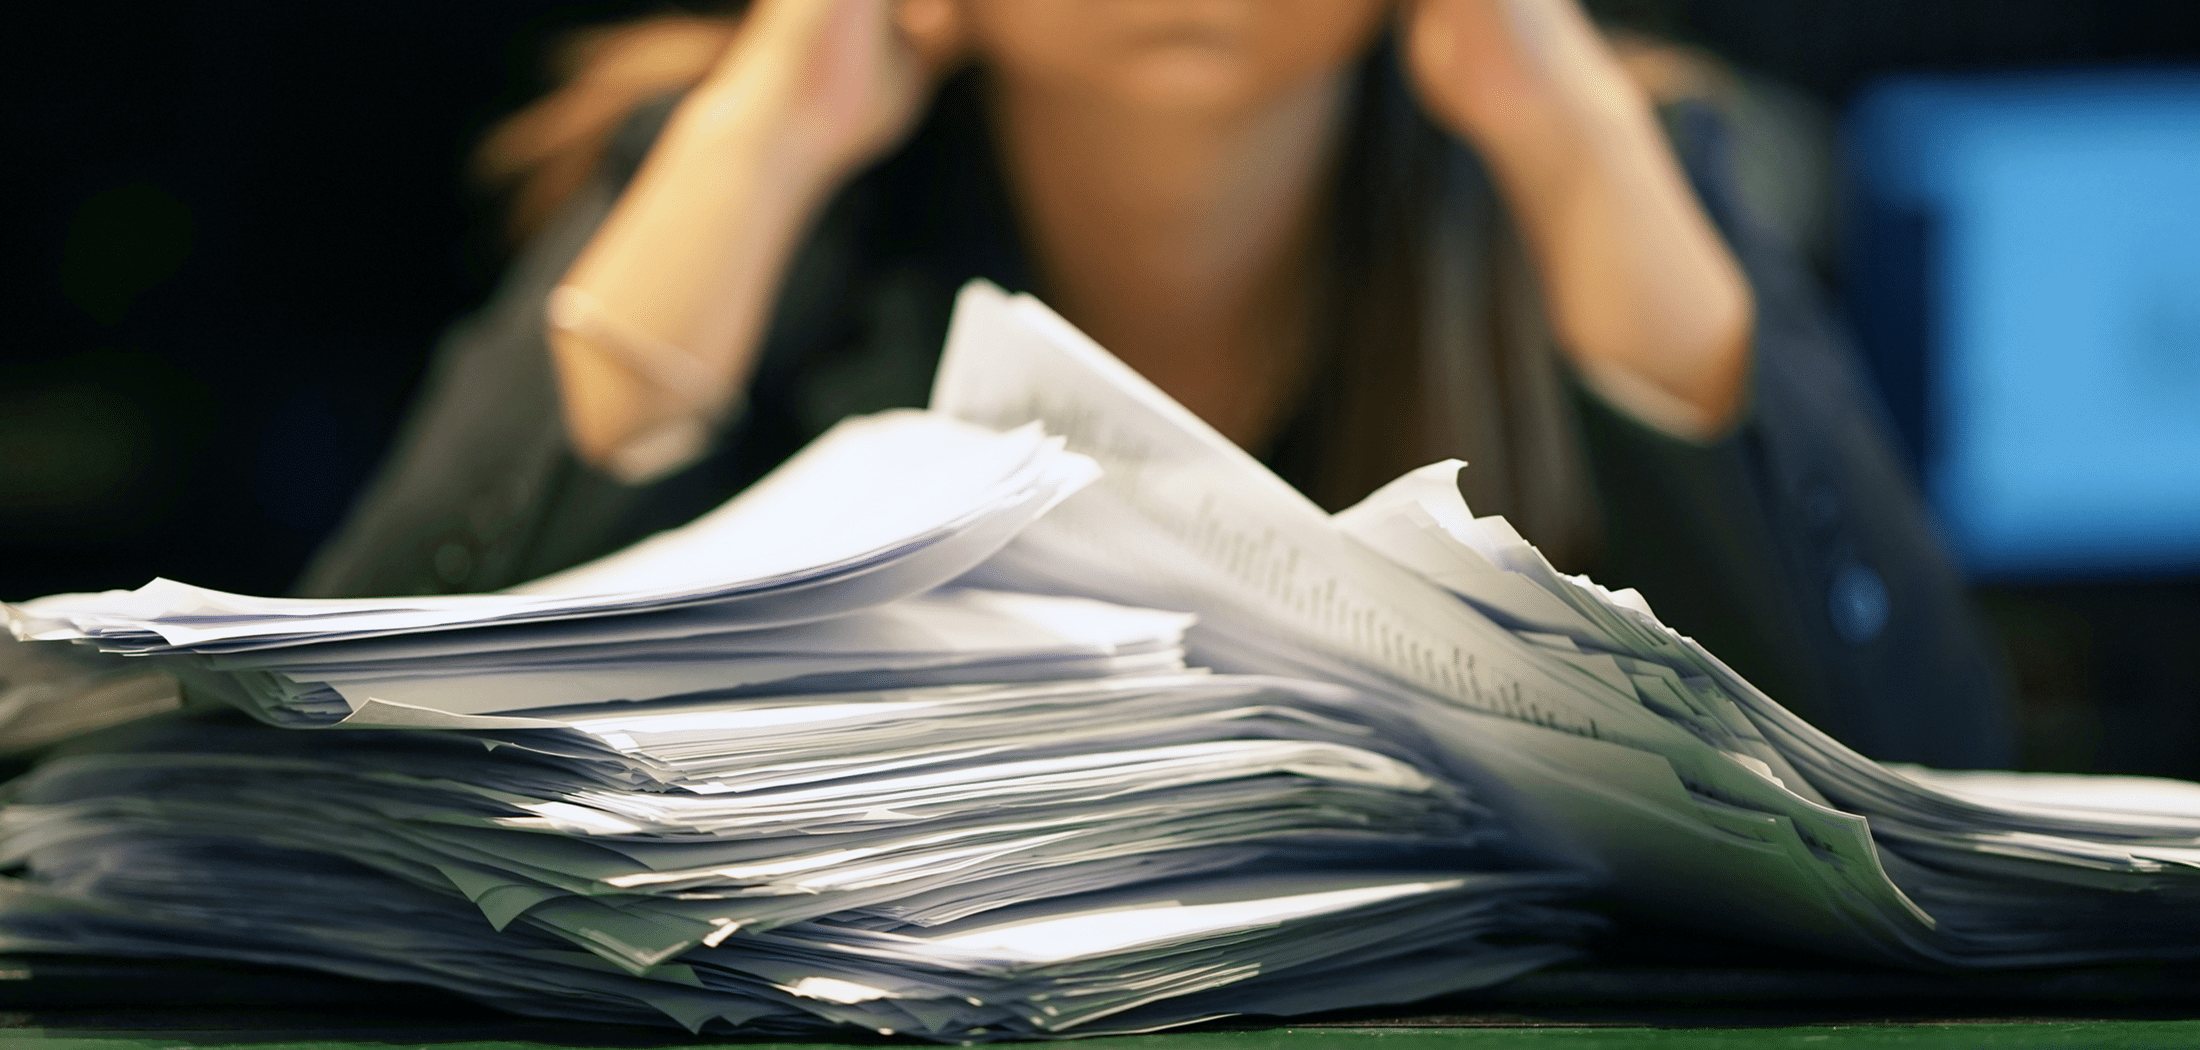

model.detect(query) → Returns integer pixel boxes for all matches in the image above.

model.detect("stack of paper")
[9,410,1098,658]
[0,635,179,752]
[11,412,1116,732]
[0,814,1583,1035]
[0,403,1591,1038]
[17,278,2200,1036]
[933,280,2200,969]
[0,677,1588,1035]
[170,587,1196,729]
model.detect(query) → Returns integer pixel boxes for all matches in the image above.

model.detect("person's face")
[956,0,1391,113]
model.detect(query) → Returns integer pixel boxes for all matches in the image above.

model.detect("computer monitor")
[1845,70,2200,581]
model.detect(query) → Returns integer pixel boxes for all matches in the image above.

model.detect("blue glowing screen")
[1849,72,2200,579]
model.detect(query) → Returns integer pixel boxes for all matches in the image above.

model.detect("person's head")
[928,0,1391,114]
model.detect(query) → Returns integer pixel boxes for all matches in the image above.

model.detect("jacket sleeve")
[1580,100,2015,768]
[292,105,686,599]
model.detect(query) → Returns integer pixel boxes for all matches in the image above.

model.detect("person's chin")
[1109,50,1267,114]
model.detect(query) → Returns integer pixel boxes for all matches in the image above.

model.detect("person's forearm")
[549,63,837,478]
[1479,62,1753,438]
[1411,0,1754,440]
[548,0,946,479]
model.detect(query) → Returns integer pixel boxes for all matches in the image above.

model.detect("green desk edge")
[7,1022,2200,1050]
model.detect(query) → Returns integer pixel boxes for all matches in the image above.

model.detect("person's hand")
[476,16,741,243]
[679,0,964,190]
[477,1,962,244]
[1401,0,1636,157]
[549,0,965,479]
[1399,0,1755,440]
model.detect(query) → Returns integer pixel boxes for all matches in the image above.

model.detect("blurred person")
[299,0,2010,766]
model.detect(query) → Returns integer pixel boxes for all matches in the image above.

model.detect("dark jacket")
[297,57,2014,768]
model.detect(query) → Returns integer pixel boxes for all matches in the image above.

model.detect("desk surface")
[9,1017,2200,1050]
[8,952,2200,1050]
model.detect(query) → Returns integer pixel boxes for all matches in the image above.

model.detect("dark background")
[6,0,2199,774]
